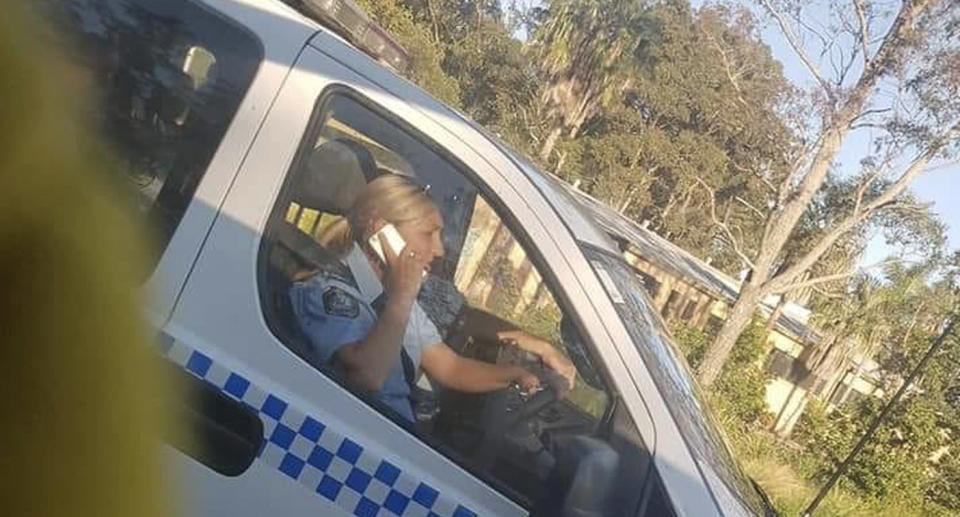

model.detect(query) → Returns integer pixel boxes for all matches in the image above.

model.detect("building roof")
[560,182,820,346]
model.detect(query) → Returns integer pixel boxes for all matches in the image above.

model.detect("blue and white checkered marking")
[163,337,478,517]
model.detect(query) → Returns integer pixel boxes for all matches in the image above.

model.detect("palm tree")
[806,274,886,405]
[530,0,652,161]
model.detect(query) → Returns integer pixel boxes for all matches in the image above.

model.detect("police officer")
[290,174,549,422]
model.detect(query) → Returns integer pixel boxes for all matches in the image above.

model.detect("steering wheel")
[473,381,561,470]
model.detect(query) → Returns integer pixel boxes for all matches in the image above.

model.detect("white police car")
[37,0,775,515]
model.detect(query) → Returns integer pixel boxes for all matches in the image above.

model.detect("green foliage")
[672,315,770,425]
[530,0,655,157]
[929,452,960,511]
[671,319,712,369]
[354,0,461,106]
[443,25,541,149]
[794,395,954,512]
[713,316,771,426]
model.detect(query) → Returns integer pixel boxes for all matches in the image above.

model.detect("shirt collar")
[344,243,384,304]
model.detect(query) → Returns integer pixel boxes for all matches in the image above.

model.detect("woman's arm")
[420,343,540,393]
[453,307,576,389]
[336,240,430,392]
[335,295,414,392]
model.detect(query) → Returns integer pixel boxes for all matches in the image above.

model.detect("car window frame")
[255,85,630,509]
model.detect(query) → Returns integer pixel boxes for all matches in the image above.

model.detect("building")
[563,183,882,435]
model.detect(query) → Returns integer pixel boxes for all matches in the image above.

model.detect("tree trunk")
[696,0,940,386]
[619,192,634,214]
[539,125,563,162]
[699,282,763,387]
[899,302,924,349]
[764,293,789,334]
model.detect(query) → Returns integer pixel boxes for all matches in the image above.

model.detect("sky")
[687,0,959,269]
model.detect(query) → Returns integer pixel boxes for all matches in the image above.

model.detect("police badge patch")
[323,286,360,318]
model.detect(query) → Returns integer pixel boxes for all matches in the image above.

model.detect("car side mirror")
[560,316,604,390]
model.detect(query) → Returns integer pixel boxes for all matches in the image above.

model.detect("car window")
[580,243,764,516]
[453,195,609,418]
[257,91,655,514]
[35,0,261,268]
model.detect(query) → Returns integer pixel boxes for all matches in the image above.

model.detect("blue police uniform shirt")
[289,243,441,422]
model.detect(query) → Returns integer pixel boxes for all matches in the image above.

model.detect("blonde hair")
[317,173,438,257]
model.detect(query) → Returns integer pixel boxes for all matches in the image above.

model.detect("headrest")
[297,139,378,215]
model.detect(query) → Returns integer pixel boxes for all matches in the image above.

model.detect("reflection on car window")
[581,243,763,516]
[36,0,261,267]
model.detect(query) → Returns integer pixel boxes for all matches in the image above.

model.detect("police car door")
[159,37,530,517]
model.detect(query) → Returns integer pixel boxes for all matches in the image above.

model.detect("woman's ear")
[366,217,387,240]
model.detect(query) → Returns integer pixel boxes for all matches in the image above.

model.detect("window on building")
[37,0,262,268]
[766,348,797,381]
[662,290,680,319]
[257,91,651,514]
[680,299,697,322]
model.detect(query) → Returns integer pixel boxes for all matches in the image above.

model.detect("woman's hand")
[540,348,576,391]
[381,237,431,300]
[511,366,541,394]
[499,331,577,391]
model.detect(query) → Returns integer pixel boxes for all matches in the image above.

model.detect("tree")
[699,0,960,387]
[795,272,960,512]
[562,2,799,276]
[530,0,653,161]
[354,0,462,106]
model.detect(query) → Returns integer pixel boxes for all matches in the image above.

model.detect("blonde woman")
[290,174,564,423]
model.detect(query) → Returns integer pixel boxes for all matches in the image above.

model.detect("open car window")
[257,90,656,514]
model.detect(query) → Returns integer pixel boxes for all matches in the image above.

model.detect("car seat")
[262,138,379,365]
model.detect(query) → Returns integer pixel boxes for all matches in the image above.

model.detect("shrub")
[670,320,712,369]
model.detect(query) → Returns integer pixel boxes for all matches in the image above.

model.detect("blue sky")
[689,0,959,268]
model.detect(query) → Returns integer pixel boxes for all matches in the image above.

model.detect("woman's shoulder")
[292,269,359,295]
[291,271,369,320]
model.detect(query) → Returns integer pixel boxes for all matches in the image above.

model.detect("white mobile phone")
[368,224,407,263]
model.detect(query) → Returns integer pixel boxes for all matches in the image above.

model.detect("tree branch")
[759,0,834,96]
[853,151,896,214]
[766,120,960,295]
[813,285,847,299]
[760,0,937,275]
[778,143,814,205]
[853,0,871,64]
[696,177,756,270]
[735,195,767,220]
[849,122,890,131]
[732,159,778,196]
[771,256,916,295]
[700,26,748,106]
[770,270,855,294]
[851,107,892,124]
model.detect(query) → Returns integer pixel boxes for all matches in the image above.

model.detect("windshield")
[580,244,766,516]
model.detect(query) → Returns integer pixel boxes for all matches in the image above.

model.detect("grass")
[729,428,951,517]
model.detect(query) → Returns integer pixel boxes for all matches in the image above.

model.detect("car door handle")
[161,359,264,477]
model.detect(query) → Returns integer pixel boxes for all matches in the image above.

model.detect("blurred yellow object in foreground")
[0,7,168,517]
